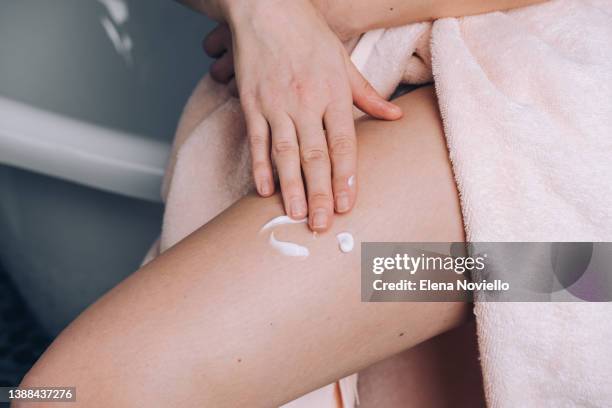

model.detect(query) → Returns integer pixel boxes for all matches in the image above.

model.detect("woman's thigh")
[20,86,468,407]
[358,321,485,408]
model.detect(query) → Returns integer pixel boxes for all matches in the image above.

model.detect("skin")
[313,0,550,41]
[19,87,470,407]
[359,322,485,407]
[180,0,546,232]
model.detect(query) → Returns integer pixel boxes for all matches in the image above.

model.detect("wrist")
[221,0,276,27]
[176,0,227,21]
[309,0,363,41]
[216,0,240,19]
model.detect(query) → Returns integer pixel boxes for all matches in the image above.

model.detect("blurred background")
[0,0,215,389]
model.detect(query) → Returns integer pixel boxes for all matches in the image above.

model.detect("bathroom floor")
[0,262,50,394]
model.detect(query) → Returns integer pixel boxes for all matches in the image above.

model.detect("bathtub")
[0,0,215,335]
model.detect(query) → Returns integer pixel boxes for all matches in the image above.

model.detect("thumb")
[347,61,402,120]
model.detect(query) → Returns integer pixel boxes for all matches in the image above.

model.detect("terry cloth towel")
[144,0,612,406]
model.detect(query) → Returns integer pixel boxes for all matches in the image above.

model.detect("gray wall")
[0,0,216,142]
[0,0,218,335]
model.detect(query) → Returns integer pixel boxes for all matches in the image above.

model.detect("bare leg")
[19,86,471,407]
[358,321,485,408]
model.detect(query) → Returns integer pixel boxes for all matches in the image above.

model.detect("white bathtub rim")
[0,96,170,202]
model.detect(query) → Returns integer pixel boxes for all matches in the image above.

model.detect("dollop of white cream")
[269,232,310,257]
[336,232,354,253]
[260,215,307,232]
[348,175,355,187]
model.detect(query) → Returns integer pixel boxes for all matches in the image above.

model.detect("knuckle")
[273,139,299,157]
[259,87,283,109]
[290,77,315,97]
[329,136,356,157]
[301,147,328,165]
[290,77,306,94]
[309,191,332,204]
[291,78,323,106]
[249,133,268,150]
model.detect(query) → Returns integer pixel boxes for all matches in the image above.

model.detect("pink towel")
[145,0,612,405]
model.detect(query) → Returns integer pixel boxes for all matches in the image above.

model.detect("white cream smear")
[260,215,307,231]
[261,216,309,258]
[336,232,355,253]
[348,175,355,187]
[261,215,354,257]
[269,232,310,257]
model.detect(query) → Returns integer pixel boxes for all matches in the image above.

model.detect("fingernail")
[388,102,403,117]
[290,199,307,218]
[374,99,402,117]
[312,210,328,229]
[259,179,270,196]
[336,193,350,213]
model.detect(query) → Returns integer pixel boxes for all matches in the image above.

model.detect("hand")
[202,23,238,97]
[217,0,402,231]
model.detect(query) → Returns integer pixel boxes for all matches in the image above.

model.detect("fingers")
[324,102,357,215]
[210,52,235,84]
[245,108,275,197]
[203,23,231,58]
[205,24,236,88]
[295,116,334,232]
[269,115,308,220]
[347,61,403,121]
[228,79,239,98]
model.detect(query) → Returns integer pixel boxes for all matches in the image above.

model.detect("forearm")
[313,0,548,40]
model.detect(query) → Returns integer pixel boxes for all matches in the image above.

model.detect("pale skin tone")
[19,1,547,406]
[21,87,469,407]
